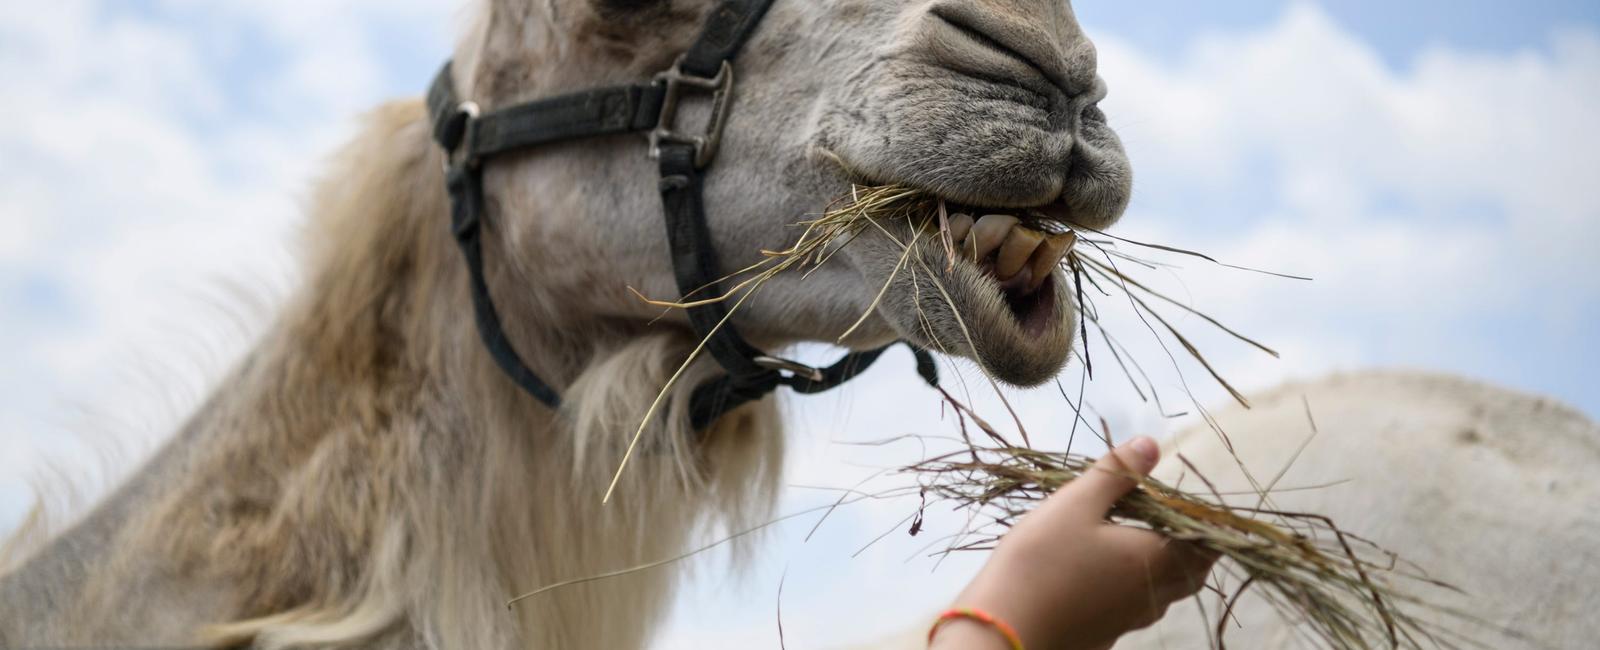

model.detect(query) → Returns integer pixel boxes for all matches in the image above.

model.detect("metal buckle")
[753,356,825,383]
[442,101,482,172]
[649,58,734,169]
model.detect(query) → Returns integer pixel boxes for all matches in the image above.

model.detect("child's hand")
[930,437,1216,650]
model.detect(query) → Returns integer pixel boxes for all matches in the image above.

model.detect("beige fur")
[1,0,1127,647]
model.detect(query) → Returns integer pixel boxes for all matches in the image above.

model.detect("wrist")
[951,555,1058,649]
[928,617,1016,650]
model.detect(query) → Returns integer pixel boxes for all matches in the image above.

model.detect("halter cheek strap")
[427,0,938,429]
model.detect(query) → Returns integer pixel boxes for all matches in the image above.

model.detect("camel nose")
[916,0,1103,107]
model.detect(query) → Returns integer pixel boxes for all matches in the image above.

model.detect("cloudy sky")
[1,1,1596,647]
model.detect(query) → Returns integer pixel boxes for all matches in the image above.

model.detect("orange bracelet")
[927,607,1025,650]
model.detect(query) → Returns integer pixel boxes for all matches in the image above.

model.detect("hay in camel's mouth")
[925,205,1072,337]
[772,183,1086,386]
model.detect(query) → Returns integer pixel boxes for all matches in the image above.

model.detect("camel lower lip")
[1008,273,1058,336]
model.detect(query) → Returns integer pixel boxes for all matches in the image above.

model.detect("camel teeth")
[946,213,974,245]
[969,214,1018,261]
[1027,231,1078,292]
[995,228,1044,280]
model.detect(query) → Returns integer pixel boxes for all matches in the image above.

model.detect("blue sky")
[1081,0,1600,66]
[1081,1,1600,417]
[2,1,1597,647]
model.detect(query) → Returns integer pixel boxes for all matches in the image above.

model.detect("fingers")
[1175,541,1221,580]
[1154,541,1219,601]
[1107,528,1219,602]
[1060,436,1162,518]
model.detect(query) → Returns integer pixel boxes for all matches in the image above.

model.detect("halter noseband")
[426,0,937,429]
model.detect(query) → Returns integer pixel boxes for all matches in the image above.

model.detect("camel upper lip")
[849,170,1076,217]
[941,197,1074,224]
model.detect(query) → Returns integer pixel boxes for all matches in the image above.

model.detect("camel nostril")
[923,3,1093,102]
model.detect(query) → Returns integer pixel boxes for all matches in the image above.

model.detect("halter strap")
[427,0,938,427]
[428,68,665,164]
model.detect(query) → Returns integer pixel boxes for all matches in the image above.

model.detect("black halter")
[426,0,937,429]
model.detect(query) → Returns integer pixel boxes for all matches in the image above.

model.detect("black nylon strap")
[689,343,940,430]
[445,164,564,409]
[787,346,892,394]
[688,373,779,432]
[658,142,772,382]
[682,0,780,78]
[652,0,785,370]
[472,84,664,158]
[429,64,665,161]
[427,64,466,148]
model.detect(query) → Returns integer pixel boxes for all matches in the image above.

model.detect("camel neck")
[0,99,771,649]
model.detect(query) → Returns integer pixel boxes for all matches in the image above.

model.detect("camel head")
[459,0,1127,388]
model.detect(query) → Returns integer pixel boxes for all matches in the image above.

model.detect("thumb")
[1063,436,1161,517]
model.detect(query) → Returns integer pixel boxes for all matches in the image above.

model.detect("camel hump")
[1162,368,1598,482]
[1134,370,1600,649]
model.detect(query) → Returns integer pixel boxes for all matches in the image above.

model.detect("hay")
[591,183,1486,648]
[906,395,1465,650]
[776,185,1479,649]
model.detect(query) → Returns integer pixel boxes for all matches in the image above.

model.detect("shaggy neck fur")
[0,99,782,649]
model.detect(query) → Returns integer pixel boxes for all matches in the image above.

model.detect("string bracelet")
[927,607,1025,650]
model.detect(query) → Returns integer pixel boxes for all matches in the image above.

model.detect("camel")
[856,371,1598,650]
[0,0,1132,647]
[1121,370,1600,650]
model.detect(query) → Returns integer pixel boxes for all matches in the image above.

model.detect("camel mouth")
[985,258,1059,337]
[933,203,1073,335]
[918,208,1078,387]
[839,196,1080,387]
[960,243,1061,342]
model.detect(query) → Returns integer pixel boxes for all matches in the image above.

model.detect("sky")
[1,1,1596,648]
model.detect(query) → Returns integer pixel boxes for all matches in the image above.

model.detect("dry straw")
[572,184,1497,648]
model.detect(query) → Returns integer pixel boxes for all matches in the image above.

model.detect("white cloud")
[1090,4,1600,397]
[0,0,453,533]
[1106,6,1600,228]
